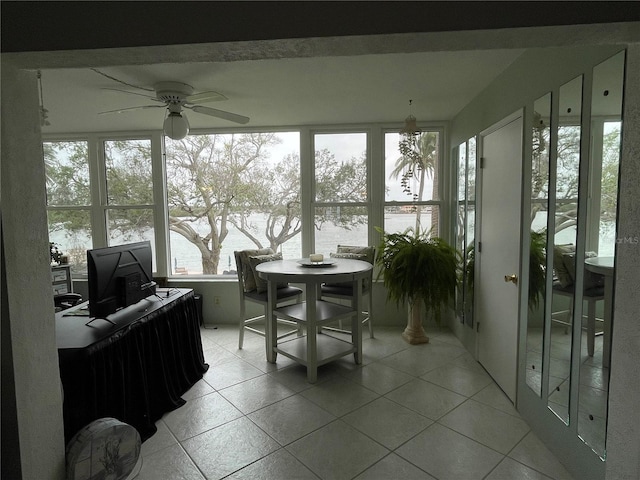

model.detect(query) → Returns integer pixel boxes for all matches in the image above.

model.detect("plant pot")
[402,299,429,345]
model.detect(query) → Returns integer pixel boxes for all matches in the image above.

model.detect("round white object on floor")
[66,417,141,480]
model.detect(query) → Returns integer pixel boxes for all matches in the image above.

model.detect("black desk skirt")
[58,289,209,443]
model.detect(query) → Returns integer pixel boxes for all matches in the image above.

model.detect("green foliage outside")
[45,133,367,274]
[388,132,440,235]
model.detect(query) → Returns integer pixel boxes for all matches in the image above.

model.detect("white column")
[605,43,640,480]
[1,63,66,477]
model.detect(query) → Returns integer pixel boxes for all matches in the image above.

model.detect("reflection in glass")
[525,93,551,396]
[548,76,583,424]
[455,140,475,326]
[577,50,624,459]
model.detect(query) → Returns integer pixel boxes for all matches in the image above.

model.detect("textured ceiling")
[40,49,524,134]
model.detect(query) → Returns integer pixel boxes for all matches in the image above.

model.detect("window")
[43,125,449,278]
[384,130,442,237]
[45,138,158,275]
[165,131,301,275]
[103,139,156,257]
[312,132,368,254]
[45,140,92,274]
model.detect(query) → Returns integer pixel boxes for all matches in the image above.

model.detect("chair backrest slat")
[234,251,245,295]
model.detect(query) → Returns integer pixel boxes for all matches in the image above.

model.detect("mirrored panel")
[547,75,583,424]
[455,137,477,327]
[525,92,551,396]
[464,137,476,327]
[577,51,624,459]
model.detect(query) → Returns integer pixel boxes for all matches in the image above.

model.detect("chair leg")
[238,301,246,349]
[367,290,374,338]
[587,298,596,357]
[565,300,573,334]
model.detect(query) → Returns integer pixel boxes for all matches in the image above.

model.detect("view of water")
[169,212,433,275]
[50,209,614,277]
[50,212,433,276]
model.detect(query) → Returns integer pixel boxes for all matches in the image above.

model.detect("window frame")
[44,132,164,278]
[43,122,450,280]
[310,128,372,254]
[382,126,446,238]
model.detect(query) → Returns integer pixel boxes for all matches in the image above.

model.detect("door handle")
[504,274,518,285]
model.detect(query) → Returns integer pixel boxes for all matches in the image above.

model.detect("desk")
[256,258,373,382]
[585,256,614,368]
[57,288,208,443]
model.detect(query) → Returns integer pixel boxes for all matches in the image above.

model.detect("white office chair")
[234,249,303,349]
[320,245,375,338]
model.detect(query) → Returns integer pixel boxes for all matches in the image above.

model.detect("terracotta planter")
[402,299,430,344]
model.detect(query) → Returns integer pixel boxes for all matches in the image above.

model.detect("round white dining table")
[585,256,614,367]
[256,258,373,382]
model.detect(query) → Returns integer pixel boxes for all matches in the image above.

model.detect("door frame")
[474,109,525,403]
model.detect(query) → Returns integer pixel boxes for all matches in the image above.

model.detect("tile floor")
[526,325,609,456]
[134,325,576,480]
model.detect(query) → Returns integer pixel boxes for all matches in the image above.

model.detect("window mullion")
[89,135,107,248]
[300,126,314,256]
[152,132,168,277]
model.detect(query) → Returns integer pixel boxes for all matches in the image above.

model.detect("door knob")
[504,274,518,285]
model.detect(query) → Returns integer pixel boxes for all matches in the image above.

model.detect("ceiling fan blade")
[186,90,227,104]
[98,105,164,115]
[91,68,155,92]
[187,105,250,124]
[101,87,161,102]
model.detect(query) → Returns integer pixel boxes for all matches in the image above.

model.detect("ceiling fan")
[95,69,250,140]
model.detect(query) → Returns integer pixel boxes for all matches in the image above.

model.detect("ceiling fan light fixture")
[163,111,189,140]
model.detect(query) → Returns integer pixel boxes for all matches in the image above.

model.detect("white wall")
[448,44,640,480]
[448,44,623,353]
[604,43,640,480]
[1,64,66,479]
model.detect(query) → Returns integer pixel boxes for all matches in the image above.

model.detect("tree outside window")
[384,131,441,237]
[165,132,302,275]
[45,139,157,274]
[45,140,92,273]
[312,132,369,254]
[103,139,156,258]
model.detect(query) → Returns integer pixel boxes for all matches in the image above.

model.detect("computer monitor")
[87,241,156,318]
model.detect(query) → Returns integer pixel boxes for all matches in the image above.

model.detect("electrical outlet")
[214,296,220,305]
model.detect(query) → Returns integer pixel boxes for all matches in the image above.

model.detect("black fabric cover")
[58,291,208,444]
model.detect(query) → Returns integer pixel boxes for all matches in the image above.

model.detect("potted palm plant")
[376,227,459,344]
